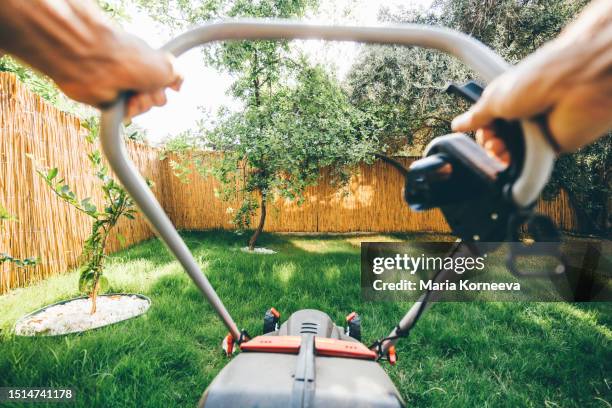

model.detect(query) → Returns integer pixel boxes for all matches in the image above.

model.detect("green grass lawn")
[0,231,610,407]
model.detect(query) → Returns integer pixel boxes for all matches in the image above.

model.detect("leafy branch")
[35,117,143,313]
[0,204,38,268]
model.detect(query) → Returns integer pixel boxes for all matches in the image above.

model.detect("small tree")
[37,118,141,313]
[138,0,324,249]
[0,205,38,268]
[204,66,377,249]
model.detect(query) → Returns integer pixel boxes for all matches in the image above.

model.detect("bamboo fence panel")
[162,154,238,231]
[163,156,578,234]
[535,188,577,231]
[0,72,579,293]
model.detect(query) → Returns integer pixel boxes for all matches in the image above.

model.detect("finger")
[121,39,183,92]
[484,137,507,157]
[151,89,167,107]
[451,53,560,133]
[124,86,171,119]
[146,52,183,90]
[497,151,511,166]
[135,93,155,116]
[477,127,510,167]
[125,94,152,118]
[476,128,496,146]
[451,101,496,132]
[157,54,183,92]
[164,54,183,88]
[169,73,184,92]
[483,139,511,167]
[126,97,141,118]
[475,128,485,145]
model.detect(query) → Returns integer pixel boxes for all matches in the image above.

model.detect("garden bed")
[14,294,150,336]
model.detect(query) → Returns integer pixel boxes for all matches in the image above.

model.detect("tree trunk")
[252,50,261,108]
[248,195,267,251]
[90,278,99,315]
[247,50,266,251]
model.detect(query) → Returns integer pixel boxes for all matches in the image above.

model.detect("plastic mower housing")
[199,309,404,408]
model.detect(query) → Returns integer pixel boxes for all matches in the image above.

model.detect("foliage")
[544,136,612,235]
[98,0,129,20]
[0,56,60,104]
[205,65,377,230]
[159,130,206,184]
[348,0,590,152]
[0,206,16,223]
[36,117,141,313]
[0,205,38,268]
[424,0,589,62]
[348,0,609,233]
[346,45,470,153]
[124,121,150,144]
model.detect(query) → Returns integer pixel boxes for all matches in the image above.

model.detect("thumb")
[148,52,183,89]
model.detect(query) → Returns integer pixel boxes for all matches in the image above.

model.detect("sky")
[121,0,434,144]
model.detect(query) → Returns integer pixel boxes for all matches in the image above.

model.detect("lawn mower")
[100,20,562,407]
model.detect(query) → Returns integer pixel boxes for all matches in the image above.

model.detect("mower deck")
[199,310,404,408]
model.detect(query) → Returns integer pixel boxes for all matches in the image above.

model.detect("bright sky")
[122,0,434,144]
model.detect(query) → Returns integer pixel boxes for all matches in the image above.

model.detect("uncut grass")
[0,231,610,407]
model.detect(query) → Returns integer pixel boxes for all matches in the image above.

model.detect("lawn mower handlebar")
[100,19,556,342]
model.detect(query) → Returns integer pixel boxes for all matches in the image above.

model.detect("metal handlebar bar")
[100,19,556,341]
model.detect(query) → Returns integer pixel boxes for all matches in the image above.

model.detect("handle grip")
[99,19,556,337]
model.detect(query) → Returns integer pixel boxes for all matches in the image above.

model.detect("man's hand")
[452,0,612,155]
[0,0,182,118]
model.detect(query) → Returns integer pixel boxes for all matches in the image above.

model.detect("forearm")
[452,0,612,152]
[0,0,179,109]
[0,0,116,83]
[543,0,612,87]
[500,0,612,116]
[543,0,612,150]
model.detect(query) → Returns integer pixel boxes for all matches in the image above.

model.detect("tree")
[137,0,318,249]
[204,65,376,248]
[346,44,471,154]
[139,0,375,249]
[36,118,142,313]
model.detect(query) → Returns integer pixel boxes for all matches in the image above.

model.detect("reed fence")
[0,73,578,293]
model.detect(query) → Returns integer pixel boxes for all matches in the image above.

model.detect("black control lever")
[445,81,483,103]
